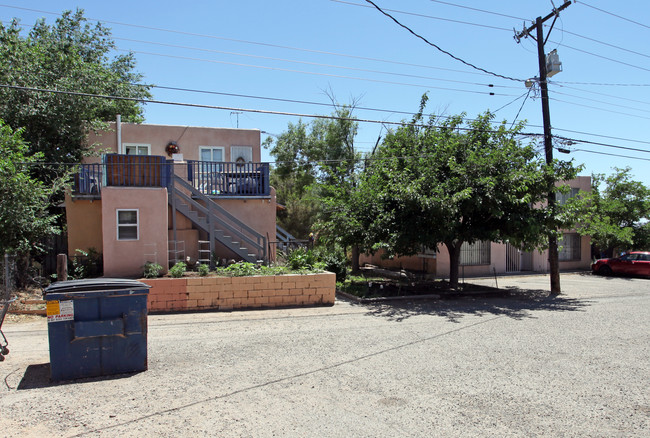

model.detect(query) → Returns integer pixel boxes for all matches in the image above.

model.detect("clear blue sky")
[3,1,649,186]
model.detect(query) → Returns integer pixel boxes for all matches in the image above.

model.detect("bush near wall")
[141,272,336,312]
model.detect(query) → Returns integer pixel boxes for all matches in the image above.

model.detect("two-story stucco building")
[65,121,277,277]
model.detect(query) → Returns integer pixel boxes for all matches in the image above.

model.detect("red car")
[592,251,650,277]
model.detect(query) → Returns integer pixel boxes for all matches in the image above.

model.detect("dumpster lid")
[44,278,151,294]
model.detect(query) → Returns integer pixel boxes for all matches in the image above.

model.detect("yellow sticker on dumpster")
[47,300,74,323]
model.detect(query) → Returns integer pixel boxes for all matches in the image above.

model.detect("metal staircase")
[168,175,267,264]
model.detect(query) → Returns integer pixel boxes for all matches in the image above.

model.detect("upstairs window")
[557,187,580,206]
[124,144,150,156]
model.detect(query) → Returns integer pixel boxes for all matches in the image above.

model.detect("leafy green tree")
[0,120,62,255]
[267,106,359,243]
[360,95,579,288]
[569,167,650,254]
[0,10,151,166]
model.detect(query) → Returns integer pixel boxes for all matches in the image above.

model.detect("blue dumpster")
[44,279,150,381]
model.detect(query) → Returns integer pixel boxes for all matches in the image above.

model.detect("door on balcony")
[198,146,225,194]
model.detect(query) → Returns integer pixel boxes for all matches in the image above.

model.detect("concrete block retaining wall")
[141,272,336,312]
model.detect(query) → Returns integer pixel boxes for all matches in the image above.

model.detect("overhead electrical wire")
[113,36,517,90]
[550,98,650,121]
[0,5,500,79]
[3,84,649,161]
[3,4,649,156]
[122,48,513,97]
[331,0,512,32]
[551,90,650,115]
[549,81,650,107]
[551,41,650,73]
[426,0,526,21]
[574,1,650,30]
[360,0,524,82]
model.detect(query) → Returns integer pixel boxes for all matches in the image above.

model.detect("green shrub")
[69,248,102,279]
[317,248,348,281]
[286,247,318,270]
[169,261,186,278]
[143,262,163,279]
[198,263,210,277]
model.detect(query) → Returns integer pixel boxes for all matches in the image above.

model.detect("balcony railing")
[71,155,270,198]
[187,160,270,197]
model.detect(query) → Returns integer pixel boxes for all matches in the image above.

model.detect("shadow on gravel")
[16,363,144,390]
[363,288,592,323]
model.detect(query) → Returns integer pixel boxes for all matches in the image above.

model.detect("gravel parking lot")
[1,272,649,437]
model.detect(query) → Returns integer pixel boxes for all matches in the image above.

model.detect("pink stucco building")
[360,176,593,277]
[66,122,277,278]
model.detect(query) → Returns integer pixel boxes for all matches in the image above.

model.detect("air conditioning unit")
[546,49,562,77]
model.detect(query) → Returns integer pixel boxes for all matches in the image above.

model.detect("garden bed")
[337,276,502,303]
[142,271,336,313]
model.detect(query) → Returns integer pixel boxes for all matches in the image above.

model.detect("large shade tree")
[266,106,359,241]
[0,121,62,256]
[360,95,579,288]
[0,9,151,166]
[567,167,650,255]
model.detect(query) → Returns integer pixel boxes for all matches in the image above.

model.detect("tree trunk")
[351,245,360,273]
[445,241,461,289]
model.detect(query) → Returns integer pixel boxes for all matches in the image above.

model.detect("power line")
[113,36,517,90]
[5,83,650,160]
[550,98,650,121]
[121,48,514,97]
[0,83,526,133]
[331,0,513,32]
[574,1,650,30]
[552,41,650,73]
[550,81,650,108]
[427,0,526,21]
[0,4,498,80]
[551,90,650,116]
[360,0,524,82]
[569,148,650,162]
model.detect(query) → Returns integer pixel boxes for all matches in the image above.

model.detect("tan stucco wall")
[101,187,169,277]
[86,123,261,162]
[65,193,103,256]
[359,251,437,273]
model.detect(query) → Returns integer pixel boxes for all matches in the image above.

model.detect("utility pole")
[515,1,571,294]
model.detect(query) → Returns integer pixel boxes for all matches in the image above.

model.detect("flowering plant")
[165,141,180,156]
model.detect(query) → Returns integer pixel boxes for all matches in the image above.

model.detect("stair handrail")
[172,175,267,260]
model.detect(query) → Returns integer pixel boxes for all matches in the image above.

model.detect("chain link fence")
[1,253,16,300]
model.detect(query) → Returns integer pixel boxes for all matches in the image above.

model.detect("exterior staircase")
[168,175,267,264]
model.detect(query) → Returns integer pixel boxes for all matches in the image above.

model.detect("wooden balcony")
[72,155,270,198]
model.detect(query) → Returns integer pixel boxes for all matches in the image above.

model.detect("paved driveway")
[1,273,649,437]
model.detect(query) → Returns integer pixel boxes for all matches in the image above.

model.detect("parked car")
[591,251,650,277]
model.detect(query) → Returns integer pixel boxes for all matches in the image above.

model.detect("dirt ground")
[3,287,46,324]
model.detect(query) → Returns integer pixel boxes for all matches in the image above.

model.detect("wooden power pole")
[515,1,572,294]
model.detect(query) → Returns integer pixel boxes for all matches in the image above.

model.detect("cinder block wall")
[142,272,336,312]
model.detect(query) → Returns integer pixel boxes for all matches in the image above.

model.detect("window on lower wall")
[558,233,581,261]
[460,240,491,265]
[117,209,139,241]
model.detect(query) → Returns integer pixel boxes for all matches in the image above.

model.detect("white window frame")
[199,146,225,162]
[558,233,581,261]
[117,209,139,241]
[123,143,151,156]
[556,187,580,206]
[231,146,253,163]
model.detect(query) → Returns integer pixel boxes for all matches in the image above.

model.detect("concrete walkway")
[1,273,649,437]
